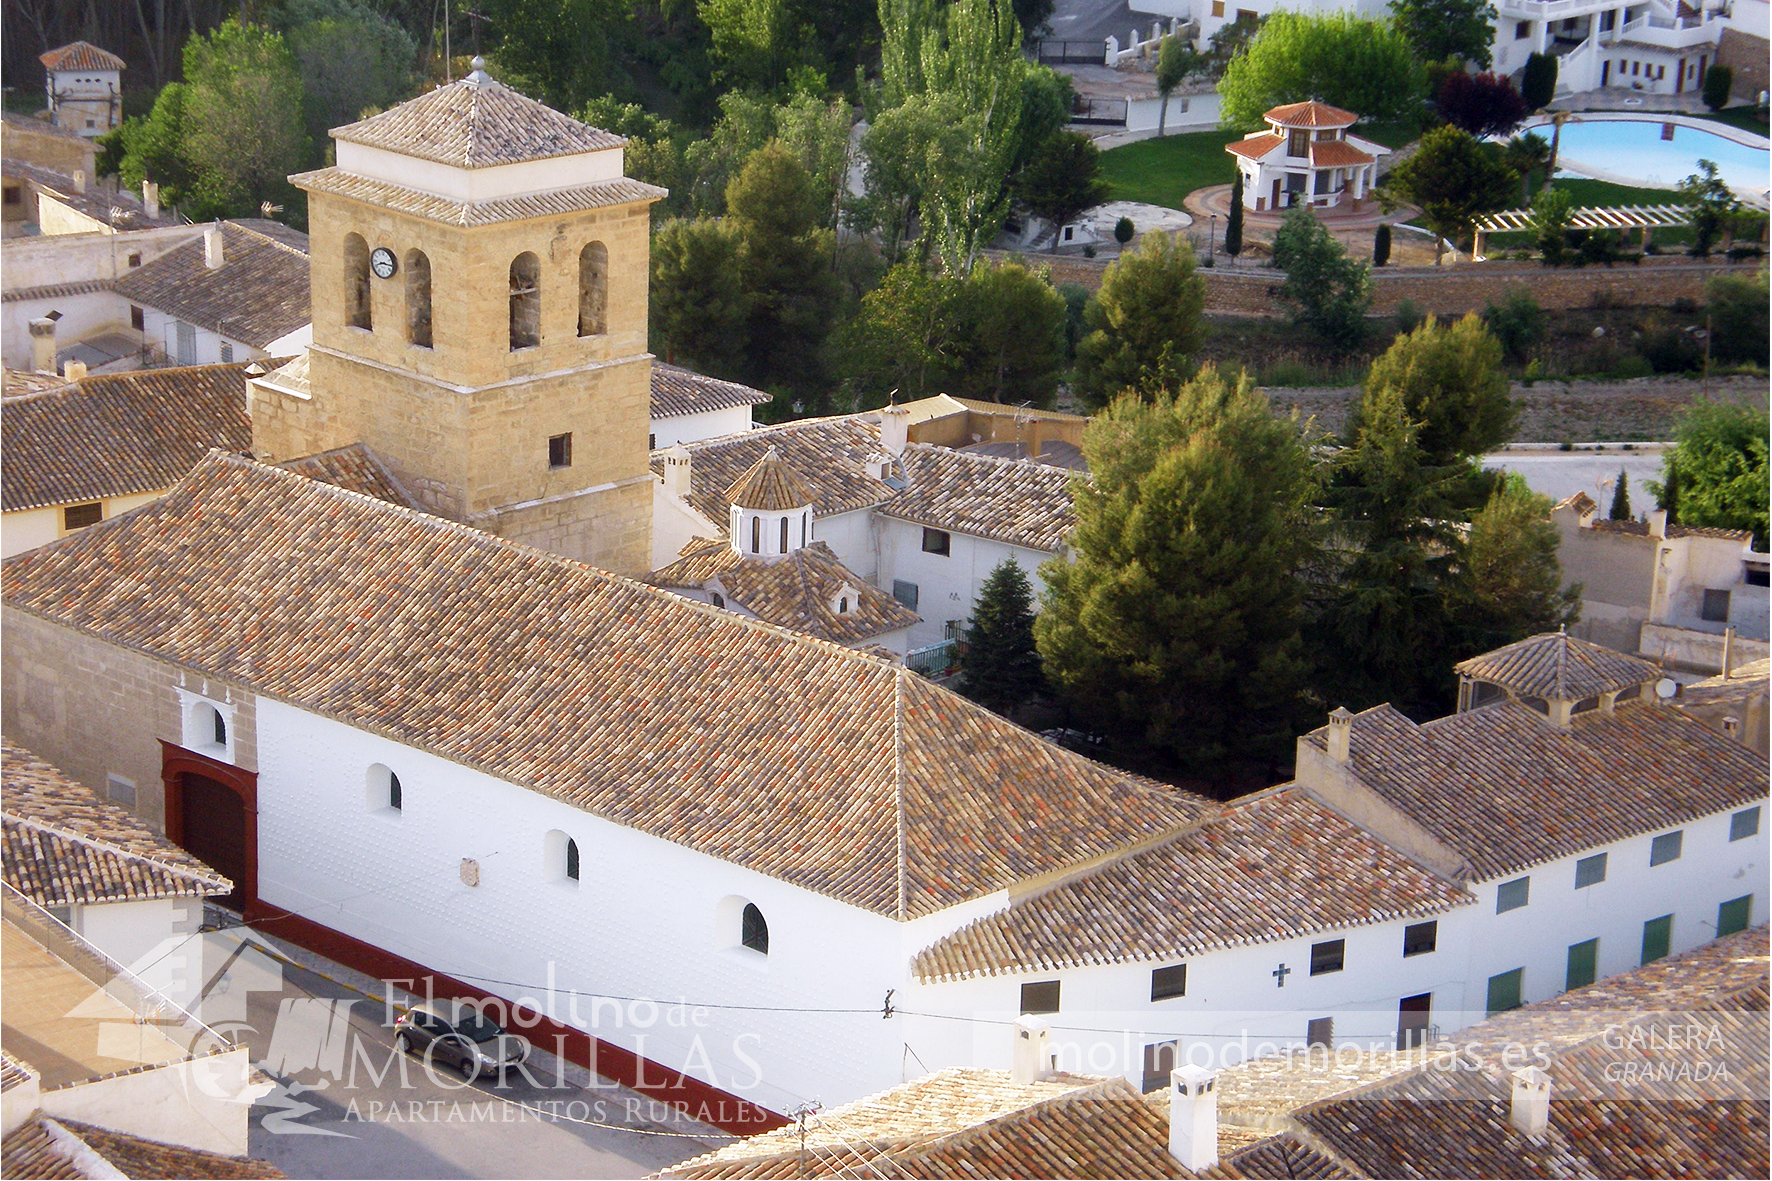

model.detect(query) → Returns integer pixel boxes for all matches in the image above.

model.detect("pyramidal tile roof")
[1454,630,1658,701]
[40,41,126,72]
[1264,100,1358,128]
[1,453,1207,919]
[724,448,815,511]
[331,65,624,168]
[649,539,919,645]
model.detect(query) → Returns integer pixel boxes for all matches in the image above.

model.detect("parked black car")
[393,1001,529,1079]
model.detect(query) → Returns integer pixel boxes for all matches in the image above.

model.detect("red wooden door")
[180,772,246,910]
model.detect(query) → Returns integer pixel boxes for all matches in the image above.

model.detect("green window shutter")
[1641,914,1673,965]
[1486,968,1524,1015]
[1565,939,1598,991]
[1717,895,1753,937]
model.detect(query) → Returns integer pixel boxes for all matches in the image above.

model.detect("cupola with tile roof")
[725,448,814,560]
[255,59,665,576]
[1454,629,1661,727]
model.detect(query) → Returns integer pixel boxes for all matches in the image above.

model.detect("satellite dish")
[1655,678,1678,699]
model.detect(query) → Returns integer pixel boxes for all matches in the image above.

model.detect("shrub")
[1114,215,1135,245]
[1521,52,1557,110]
[1437,71,1529,138]
[1394,297,1425,333]
[1703,64,1733,112]
[1578,228,1622,267]
[1482,289,1547,362]
[1373,222,1392,267]
[1707,272,1771,365]
[1638,319,1704,373]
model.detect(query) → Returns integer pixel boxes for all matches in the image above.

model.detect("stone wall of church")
[0,607,258,831]
[478,473,654,577]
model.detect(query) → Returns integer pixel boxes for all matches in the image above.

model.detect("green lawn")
[1099,128,1245,209]
[1529,177,1685,209]
[1699,106,1771,137]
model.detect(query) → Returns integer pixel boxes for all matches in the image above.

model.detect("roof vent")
[1169,1064,1219,1172]
[1009,1015,1054,1084]
[1325,706,1353,763]
[204,223,224,270]
[1509,1066,1552,1138]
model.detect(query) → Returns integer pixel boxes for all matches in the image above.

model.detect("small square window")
[1650,831,1683,866]
[130,305,144,329]
[892,580,919,610]
[1151,964,1187,1001]
[2,186,20,205]
[1566,939,1598,990]
[1020,980,1060,1014]
[1210,0,1224,15]
[1515,20,1531,38]
[1745,565,1770,587]
[921,528,951,556]
[1575,853,1607,889]
[1486,967,1524,1015]
[1496,877,1530,913]
[548,433,573,469]
[1718,895,1753,936]
[1731,807,1761,841]
[62,502,102,530]
[127,252,141,268]
[1309,939,1344,976]
[1141,1040,1177,1092]
[1402,921,1437,957]
[1699,588,1731,623]
[1306,1017,1333,1047]
[219,341,233,363]
[648,433,657,450]
[1641,914,1673,964]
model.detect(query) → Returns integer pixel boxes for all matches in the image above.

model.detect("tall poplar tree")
[1224,172,1245,263]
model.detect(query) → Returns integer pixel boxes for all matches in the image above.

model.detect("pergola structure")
[1473,204,1691,259]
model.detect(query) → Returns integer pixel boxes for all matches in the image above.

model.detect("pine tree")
[1373,223,1391,267]
[959,560,1046,715]
[1036,367,1320,768]
[1609,468,1631,520]
[1451,474,1580,655]
[1223,172,1244,263]
[1073,231,1207,409]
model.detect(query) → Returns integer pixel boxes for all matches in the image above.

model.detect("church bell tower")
[250,59,662,575]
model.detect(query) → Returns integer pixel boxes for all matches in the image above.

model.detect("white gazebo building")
[1226,101,1388,214]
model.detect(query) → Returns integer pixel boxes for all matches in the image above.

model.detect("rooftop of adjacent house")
[913,787,1473,983]
[957,438,1088,471]
[654,415,896,523]
[1300,690,1768,881]
[1454,630,1658,702]
[2,453,1208,919]
[330,64,624,167]
[0,158,172,230]
[1677,657,1771,709]
[1264,101,1358,128]
[0,369,72,397]
[725,448,814,512]
[275,443,419,510]
[2,1115,282,1180]
[0,361,258,512]
[1,737,231,908]
[651,363,771,420]
[111,220,309,348]
[881,444,1079,553]
[39,42,127,72]
[1,1050,32,1093]
[1553,492,1755,543]
[651,539,919,646]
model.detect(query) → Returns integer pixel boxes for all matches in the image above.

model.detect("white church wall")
[651,481,722,570]
[875,517,1053,648]
[807,508,877,581]
[650,405,754,450]
[253,697,927,1115]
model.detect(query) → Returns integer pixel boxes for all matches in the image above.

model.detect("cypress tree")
[959,559,1045,715]
[1609,468,1631,520]
[1521,53,1557,111]
[1373,222,1391,267]
[1224,171,1245,263]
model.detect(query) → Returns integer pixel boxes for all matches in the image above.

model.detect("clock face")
[370,247,397,279]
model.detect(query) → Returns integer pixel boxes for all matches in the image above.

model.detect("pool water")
[1541,118,1769,193]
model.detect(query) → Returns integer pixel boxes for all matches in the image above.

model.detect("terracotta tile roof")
[276,443,418,509]
[1676,657,1771,708]
[2,454,1207,918]
[1589,516,1754,542]
[0,158,171,230]
[1226,133,1284,159]
[0,112,83,144]
[651,364,770,419]
[1211,1137,1352,1179]
[331,73,624,168]
[654,416,895,525]
[0,370,72,397]
[651,539,919,644]
[1264,101,1358,128]
[2,1116,282,1180]
[881,444,1078,552]
[39,42,126,72]
[957,439,1089,471]
[1,1051,32,1093]
[912,789,1472,982]
[725,448,814,511]
[0,280,113,304]
[1308,140,1374,168]
[111,221,309,348]
[1454,631,1659,701]
[2,736,231,906]
[0,362,256,511]
[1555,491,1598,516]
[1301,697,1768,880]
[292,166,665,228]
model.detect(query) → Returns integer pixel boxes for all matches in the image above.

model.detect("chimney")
[1649,508,1668,539]
[142,180,160,218]
[204,223,225,269]
[1168,1065,1219,1172]
[1009,1015,1054,1084]
[879,402,910,457]
[1722,626,1735,679]
[661,445,692,502]
[1509,1066,1551,1138]
[28,317,57,373]
[70,169,86,194]
[1325,706,1353,764]
[62,359,87,381]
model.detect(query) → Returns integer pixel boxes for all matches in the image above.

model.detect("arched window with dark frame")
[578,242,607,336]
[211,707,227,746]
[344,233,372,330]
[388,772,402,811]
[565,838,580,881]
[780,517,788,552]
[509,252,540,350]
[405,249,432,348]
[741,903,768,954]
[751,516,760,554]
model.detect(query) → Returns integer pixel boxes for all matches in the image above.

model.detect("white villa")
[1226,102,1386,213]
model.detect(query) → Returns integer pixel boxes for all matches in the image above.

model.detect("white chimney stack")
[204,223,225,270]
[1325,706,1353,764]
[70,169,86,194]
[879,402,910,457]
[1649,508,1668,540]
[28,317,56,374]
[142,180,160,218]
[1509,1066,1551,1139]
[661,445,692,502]
[1168,1064,1219,1172]
[1009,1015,1055,1084]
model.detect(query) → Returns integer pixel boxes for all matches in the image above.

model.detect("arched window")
[711,592,726,609]
[211,706,227,746]
[801,512,807,547]
[405,249,432,348]
[779,517,788,552]
[577,242,607,337]
[509,252,540,350]
[565,838,580,881]
[388,772,402,811]
[344,233,372,330]
[367,764,402,813]
[741,903,769,955]
[750,516,760,554]
[544,829,580,884]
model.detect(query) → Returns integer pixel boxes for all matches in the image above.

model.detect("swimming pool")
[1529,116,1770,196]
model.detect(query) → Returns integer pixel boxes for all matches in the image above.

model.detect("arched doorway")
[161,742,258,917]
